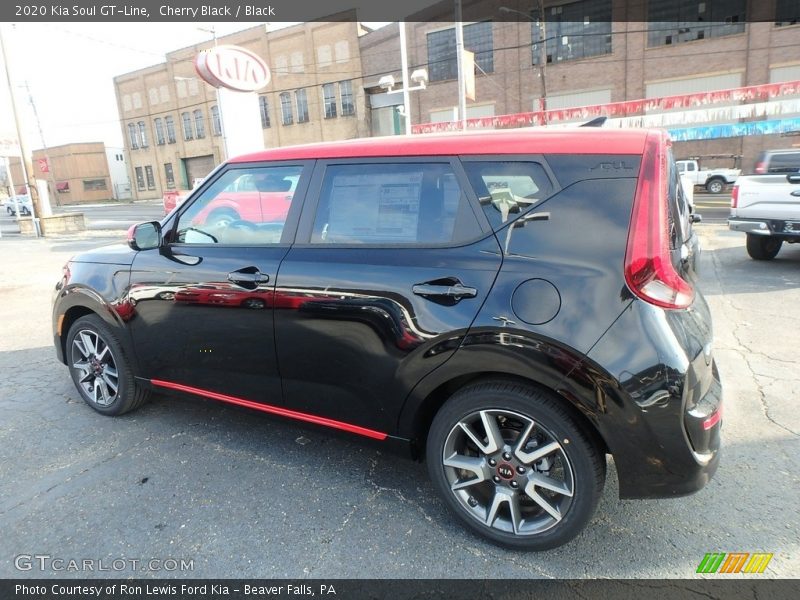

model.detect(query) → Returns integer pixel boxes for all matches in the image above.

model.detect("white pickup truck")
[729,173,800,259]
[676,159,740,194]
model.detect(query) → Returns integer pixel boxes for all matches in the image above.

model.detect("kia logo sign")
[194,45,270,92]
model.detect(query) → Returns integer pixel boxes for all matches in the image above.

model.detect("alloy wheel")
[70,329,120,406]
[442,409,574,536]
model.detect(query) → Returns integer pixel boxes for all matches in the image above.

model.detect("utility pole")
[537,0,549,124]
[399,22,412,135]
[0,24,41,236]
[455,0,467,130]
[25,81,58,209]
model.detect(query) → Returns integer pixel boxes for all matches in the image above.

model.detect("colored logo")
[194,45,270,92]
[696,553,773,574]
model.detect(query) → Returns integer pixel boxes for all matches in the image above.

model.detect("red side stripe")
[150,378,388,441]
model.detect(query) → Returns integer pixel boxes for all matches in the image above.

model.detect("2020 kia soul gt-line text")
[53,128,721,550]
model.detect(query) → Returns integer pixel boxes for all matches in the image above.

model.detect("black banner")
[2,580,800,600]
[2,0,798,23]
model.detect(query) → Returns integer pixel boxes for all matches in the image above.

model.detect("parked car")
[5,194,32,216]
[53,128,721,550]
[676,158,740,194]
[753,149,800,175]
[729,172,800,259]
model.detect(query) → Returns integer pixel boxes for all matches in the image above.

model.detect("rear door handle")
[412,282,478,300]
[228,268,270,288]
[791,190,800,197]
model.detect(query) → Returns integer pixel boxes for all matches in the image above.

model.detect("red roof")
[229,127,652,163]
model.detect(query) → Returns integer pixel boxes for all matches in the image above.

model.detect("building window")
[194,109,206,139]
[647,0,746,47]
[340,80,354,116]
[295,89,309,123]
[134,167,145,191]
[165,116,176,143]
[154,118,166,145]
[137,121,148,148]
[127,123,139,149]
[182,112,194,140]
[211,105,222,136]
[259,96,271,128]
[280,92,293,125]
[532,0,612,64]
[144,165,156,190]
[83,179,107,191]
[427,21,493,82]
[322,83,337,119]
[164,163,175,189]
[776,0,799,26]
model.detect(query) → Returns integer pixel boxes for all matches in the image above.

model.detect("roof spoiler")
[580,116,607,127]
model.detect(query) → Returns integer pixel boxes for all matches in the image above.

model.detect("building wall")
[360,0,800,169]
[114,20,369,200]
[31,142,113,205]
[105,147,131,200]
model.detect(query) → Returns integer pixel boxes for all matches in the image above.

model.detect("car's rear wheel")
[207,208,239,228]
[426,380,605,550]
[67,314,149,415]
[746,234,782,260]
[705,178,725,194]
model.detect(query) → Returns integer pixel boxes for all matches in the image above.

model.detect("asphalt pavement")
[0,223,798,579]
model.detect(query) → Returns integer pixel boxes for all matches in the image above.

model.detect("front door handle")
[412,281,478,301]
[228,268,270,288]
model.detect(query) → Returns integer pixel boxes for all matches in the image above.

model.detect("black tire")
[426,380,605,550]
[746,234,782,260]
[66,314,150,416]
[705,178,725,194]
[206,208,239,228]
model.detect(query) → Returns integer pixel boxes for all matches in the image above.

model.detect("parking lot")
[0,203,798,578]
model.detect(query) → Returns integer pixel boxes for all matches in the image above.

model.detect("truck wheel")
[705,178,725,194]
[746,234,782,260]
[426,380,605,550]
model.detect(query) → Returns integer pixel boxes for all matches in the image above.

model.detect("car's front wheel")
[746,234,782,260]
[705,178,725,194]
[67,314,150,415]
[427,380,605,550]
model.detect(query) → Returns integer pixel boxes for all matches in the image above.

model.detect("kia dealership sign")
[194,45,270,92]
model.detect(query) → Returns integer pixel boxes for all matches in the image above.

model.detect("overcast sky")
[0,22,387,154]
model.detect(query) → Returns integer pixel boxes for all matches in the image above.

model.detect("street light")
[377,24,429,135]
[500,4,549,123]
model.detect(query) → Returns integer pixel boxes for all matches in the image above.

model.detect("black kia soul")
[53,128,721,550]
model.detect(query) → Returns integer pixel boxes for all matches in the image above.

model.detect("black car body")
[53,128,721,550]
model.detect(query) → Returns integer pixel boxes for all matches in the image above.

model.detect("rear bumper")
[729,217,800,237]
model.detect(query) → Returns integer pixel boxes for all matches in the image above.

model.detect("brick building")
[361,0,800,167]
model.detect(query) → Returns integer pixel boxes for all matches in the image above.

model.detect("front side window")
[311,162,481,245]
[532,0,612,64]
[296,89,309,123]
[154,118,166,145]
[182,112,193,140]
[340,80,354,116]
[461,161,554,230]
[165,116,177,143]
[194,109,206,139]
[175,165,304,245]
[280,92,293,125]
[427,21,494,82]
[322,83,337,119]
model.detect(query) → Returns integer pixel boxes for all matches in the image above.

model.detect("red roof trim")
[150,378,389,441]
[229,128,650,164]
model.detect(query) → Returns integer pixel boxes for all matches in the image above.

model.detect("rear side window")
[310,162,482,245]
[767,152,800,174]
[461,161,553,230]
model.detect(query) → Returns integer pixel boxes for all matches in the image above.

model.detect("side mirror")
[787,173,800,185]
[127,221,162,251]
[690,213,703,224]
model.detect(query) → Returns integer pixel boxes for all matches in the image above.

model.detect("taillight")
[731,185,739,209]
[624,131,694,310]
[754,161,766,174]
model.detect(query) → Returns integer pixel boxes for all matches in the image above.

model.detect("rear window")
[461,161,553,230]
